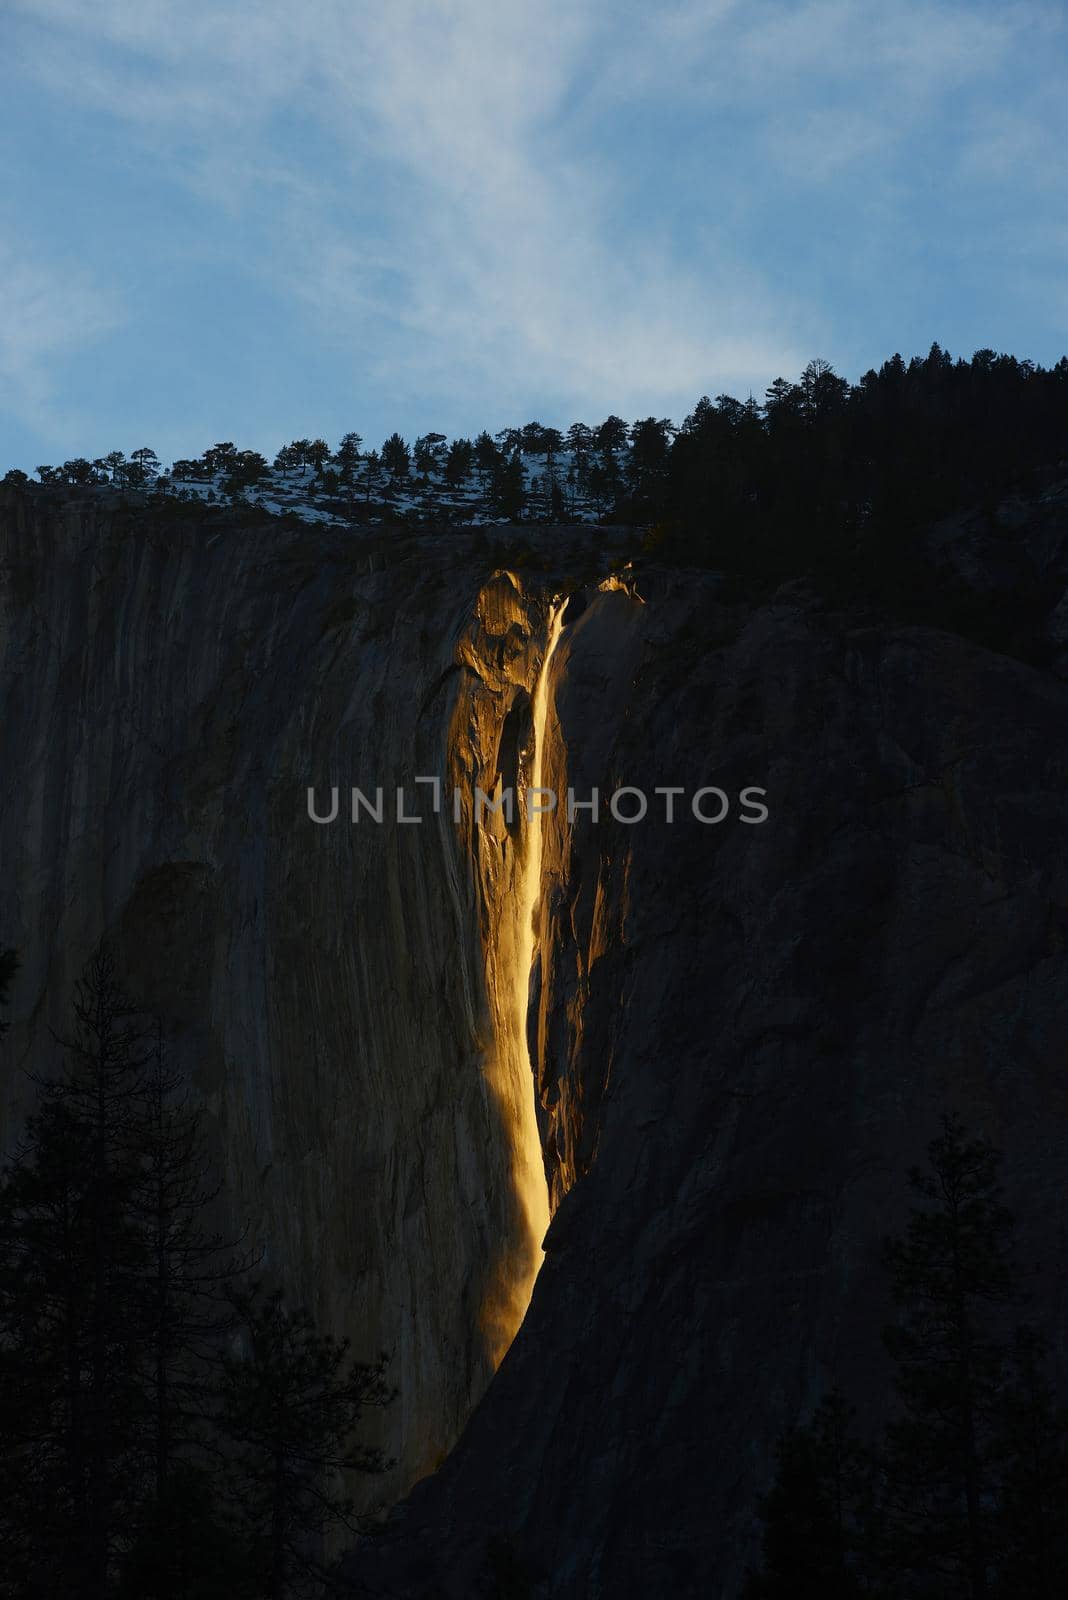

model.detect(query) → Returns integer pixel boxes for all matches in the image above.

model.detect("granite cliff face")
[0,492,590,1504]
[2,486,1068,1597]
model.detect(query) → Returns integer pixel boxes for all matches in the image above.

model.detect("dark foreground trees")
[743,1392,868,1600]
[745,1116,1068,1600]
[0,950,392,1599]
[219,1286,392,1599]
[0,951,153,1592]
[875,1116,1020,1596]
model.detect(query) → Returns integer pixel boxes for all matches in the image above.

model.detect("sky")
[3,0,1067,473]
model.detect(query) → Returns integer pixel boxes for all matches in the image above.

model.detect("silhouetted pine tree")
[218,1283,393,1599]
[990,1327,1068,1599]
[626,416,673,515]
[127,447,160,487]
[873,1116,1020,1599]
[743,1390,870,1599]
[335,432,363,487]
[0,956,259,1598]
[380,433,411,482]
[119,1024,258,1596]
[116,1458,252,1600]
[306,439,331,476]
[492,452,526,522]
[473,431,501,488]
[363,449,382,505]
[745,1120,1068,1600]
[0,950,153,1597]
[444,437,474,488]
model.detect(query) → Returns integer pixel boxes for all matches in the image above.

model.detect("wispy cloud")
[0,242,121,438]
[4,0,1067,458]
[7,0,816,421]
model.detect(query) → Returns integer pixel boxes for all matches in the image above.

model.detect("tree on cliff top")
[127,447,160,486]
[335,432,363,483]
[492,451,526,522]
[381,432,411,481]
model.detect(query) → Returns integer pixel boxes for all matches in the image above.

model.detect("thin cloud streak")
[4,0,1067,460]
[0,242,121,434]
[6,0,818,424]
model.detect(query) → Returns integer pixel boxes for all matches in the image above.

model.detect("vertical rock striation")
[0,493,582,1505]
[345,550,1068,1596]
[4,488,1068,1596]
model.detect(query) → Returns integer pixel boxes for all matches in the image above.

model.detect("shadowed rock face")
[343,530,1068,1594]
[3,488,1068,1597]
[0,494,591,1505]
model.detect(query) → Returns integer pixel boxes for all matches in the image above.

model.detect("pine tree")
[627,417,673,506]
[0,951,153,1596]
[444,437,474,489]
[223,452,269,498]
[128,447,161,487]
[874,1115,1019,1599]
[0,956,259,1598]
[494,426,522,455]
[202,443,238,477]
[218,1284,393,1598]
[564,421,592,463]
[474,432,501,487]
[306,439,331,476]
[991,1327,1068,1599]
[492,451,526,522]
[540,426,564,464]
[586,454,622,517]
[413,433,446,476]
[380,433,410,482]
[131,1027,256,1512]
[116,1459,252,1600]
[101,449,128,485]
[335,433,363,484]
[743,1391,869,1599]
[0,1093,92,1592]
[363,449,382,505]
[519,421,547,456]
[593,414,628,455]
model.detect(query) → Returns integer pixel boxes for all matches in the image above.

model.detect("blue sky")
[3,0,1067,473]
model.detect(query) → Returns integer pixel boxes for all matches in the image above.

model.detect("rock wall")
[345,524,1068,1595]
[0,491,584,1506]
[3,486,1068,1597]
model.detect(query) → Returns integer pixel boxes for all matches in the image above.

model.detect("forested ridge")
[5,347,1066,583]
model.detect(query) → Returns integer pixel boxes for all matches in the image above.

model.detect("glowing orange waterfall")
[512,602,564,1255]
[481,601,564,1364]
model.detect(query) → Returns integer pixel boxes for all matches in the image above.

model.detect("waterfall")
[480,600,564,1363]
[511,603,565,1275]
